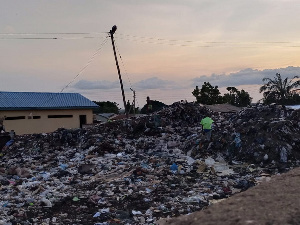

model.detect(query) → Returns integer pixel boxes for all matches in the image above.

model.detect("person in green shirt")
[200,116,214,141]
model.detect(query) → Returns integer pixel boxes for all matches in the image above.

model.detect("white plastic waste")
[132,210,142,215]
[93,212,101,217]
[205,157,216,167]
[41,198,52,207]
[186,156,195,165]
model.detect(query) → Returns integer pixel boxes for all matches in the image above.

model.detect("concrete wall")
[0,109,93,135]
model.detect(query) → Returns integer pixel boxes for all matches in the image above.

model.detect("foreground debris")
[158,167,300,225]
[0,103,299,225]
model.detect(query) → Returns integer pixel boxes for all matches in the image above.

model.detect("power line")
[0,37,106,40]
[114,38,133,88]
[116,35,211,48]
[0,36,108,40]
[118,33,300,45]
[2,32,300,48]
[112,34,144,109]
[113,37,140,108]
[116,33,300,48]
[0,32,108,40]
[41,36,109,106]
[0,32,107,35]
[60,36,109,92]
[0,37,60,40]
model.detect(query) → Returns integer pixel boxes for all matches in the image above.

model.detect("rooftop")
[0,91,98,110]
[205,103,242,113]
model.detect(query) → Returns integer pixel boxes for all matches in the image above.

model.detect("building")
[204,103,242,113]
[94,113,116,123]
[0,92,98,135]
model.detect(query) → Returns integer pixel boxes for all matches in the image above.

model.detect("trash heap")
[0,102,299,225]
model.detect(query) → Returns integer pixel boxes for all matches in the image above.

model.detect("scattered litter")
[0,102,298,224]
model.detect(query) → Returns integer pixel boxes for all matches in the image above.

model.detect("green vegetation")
[192,82,252,106]
[259,73,300,105]
[93,101,120,114]
[192,82,224,105]
[223,87,252,107]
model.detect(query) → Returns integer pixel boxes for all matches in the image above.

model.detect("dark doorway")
[79,115,87,128]
[0,134,10,150]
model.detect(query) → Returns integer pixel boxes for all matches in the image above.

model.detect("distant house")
[0,92,98,134]
[94,113,116,123]
[110,114,147,121]
[204,103,242,113]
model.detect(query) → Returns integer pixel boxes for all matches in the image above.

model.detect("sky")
[1,0,300,109]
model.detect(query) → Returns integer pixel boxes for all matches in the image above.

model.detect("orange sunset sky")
[1,0,300,108]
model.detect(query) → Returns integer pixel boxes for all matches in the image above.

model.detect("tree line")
[192,83,252,107]
[259,73,300,105]
[93,73,300,114]
[192,73,299,106]
[93,99,166,114]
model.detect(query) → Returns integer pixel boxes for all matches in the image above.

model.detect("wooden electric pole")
[130,88,136,115]
[109,25,127,115]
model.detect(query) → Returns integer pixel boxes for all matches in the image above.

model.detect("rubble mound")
[0,103,299,224]
[158,167,300,225]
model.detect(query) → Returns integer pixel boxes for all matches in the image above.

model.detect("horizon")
[1,1,300,108]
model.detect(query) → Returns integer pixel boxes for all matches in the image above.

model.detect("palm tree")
[259,73,300,104]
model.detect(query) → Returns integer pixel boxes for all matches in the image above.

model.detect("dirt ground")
[158,167,300,225]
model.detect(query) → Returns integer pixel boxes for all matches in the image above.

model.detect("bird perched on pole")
[110,25,117,35]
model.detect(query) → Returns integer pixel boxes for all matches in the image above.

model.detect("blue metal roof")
[0,91,98,110]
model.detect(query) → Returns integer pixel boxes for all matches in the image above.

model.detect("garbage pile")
[0,103,299,225]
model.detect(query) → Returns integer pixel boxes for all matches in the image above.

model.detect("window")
[28,115,41,119]
[5,116,26,120]
[48,115,73,118]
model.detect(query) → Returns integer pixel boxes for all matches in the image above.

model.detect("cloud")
[73,77,182,91]
[73,67,300,92]
[191,66,300,87]
[133,77,180,90]
[73,80,120,90]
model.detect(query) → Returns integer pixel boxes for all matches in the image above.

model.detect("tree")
[223,87,252,107]
[192,82,223,105]
[259,73,300,105]
[93,101,120,114]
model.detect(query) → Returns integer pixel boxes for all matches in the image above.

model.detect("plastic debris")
[170,163,178,173]
[0,102,298,224]
[41,198,52,207]
[72,197,80,202]
[132,210,143,215]
[93,212,101,217]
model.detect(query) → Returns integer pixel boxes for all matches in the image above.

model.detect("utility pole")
[130,88,136,115]
[109,25,127,115]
